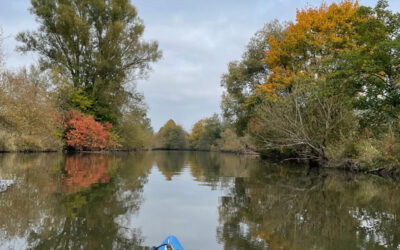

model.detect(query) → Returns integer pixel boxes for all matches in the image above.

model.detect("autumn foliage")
[64,111,116,151]
[259,0,360,94]
[62,154,112,193]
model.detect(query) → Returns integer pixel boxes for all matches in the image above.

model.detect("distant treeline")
[153,117,254,154]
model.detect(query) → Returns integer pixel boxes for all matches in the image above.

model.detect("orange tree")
[220,0,400,162]
[257,0,400,130]
[258,0,361,95]
[248,1,364,160]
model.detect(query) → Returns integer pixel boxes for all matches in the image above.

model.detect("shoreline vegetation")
[0,148,397,179]
[1,0,400,179]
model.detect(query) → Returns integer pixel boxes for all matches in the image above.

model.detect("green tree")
[17,0,162,125]
[220,20,283,134]
[189,119,206,149]
[200,114,222,150]
[156,120,187,150]
[334,0,400,131]
[189,114,222,150]
[117,99,153,149]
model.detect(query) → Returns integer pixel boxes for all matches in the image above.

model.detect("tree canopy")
[221,0,400,166]
[156,120,187,150]
[221,20,284,134]
[17,0,162,125]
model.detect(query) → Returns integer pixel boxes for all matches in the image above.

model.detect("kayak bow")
[154,235,184,250]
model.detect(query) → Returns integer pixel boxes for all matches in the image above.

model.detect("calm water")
[0,151,399,250]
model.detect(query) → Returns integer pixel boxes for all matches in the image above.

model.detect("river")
[0,151,399,249]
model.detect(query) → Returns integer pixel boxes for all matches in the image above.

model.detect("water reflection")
[0,153,152,249]
[155,151,188,181]
[62,154,113,193]
[217,165,400,249]
[0,152,398,249]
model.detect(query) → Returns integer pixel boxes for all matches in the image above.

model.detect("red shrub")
[64,111,116,150]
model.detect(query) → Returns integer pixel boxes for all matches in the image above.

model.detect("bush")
[216,128,245,153]
[250,82,357,164]
[325,127,400,170]
[0,67,62,151]
[64,111,116,151]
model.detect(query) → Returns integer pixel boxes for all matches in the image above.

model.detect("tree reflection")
[62,154,113,193]
[0,153,153,249]
[0,153,64,249]
[189,152,255,189]
[217,164,400,249]
[155,151,187,180]
[1,152,399,249]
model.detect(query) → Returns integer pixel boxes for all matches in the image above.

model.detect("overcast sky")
[1,0,400,131]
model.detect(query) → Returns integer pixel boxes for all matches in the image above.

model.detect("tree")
[250,81,357,163]
[260,0,360,95]
[334,0,400,130]
[221,20,284,134]
[200,114,222,150]
[156,120,187,150]
[189,119,206,149]
[219,0,400,164]
[17,0,162,125]
[189,114,222,150]
[117,102,153,149]
[258,0,400,132]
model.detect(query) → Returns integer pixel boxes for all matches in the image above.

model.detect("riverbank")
[1,148,399,180]
[151,147,259,155]
[333,160,400,179]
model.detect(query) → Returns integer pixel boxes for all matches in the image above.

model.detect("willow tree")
[17,0,161,124]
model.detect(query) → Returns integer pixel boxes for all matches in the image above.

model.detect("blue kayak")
[155,235,184,250]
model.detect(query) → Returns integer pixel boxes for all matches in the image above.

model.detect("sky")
[1,0,400,131]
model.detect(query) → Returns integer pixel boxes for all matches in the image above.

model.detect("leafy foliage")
[17,0,162,125]
[2,0,160,151]
[221,20,284,134]
[335,1,400,129]
[221,0,400,167]
[189,119,206,149]
[64,111,116,151]
[155,120,187,150]
[260,0,360,94]
[189,115,222,150]
[0,65,62,151]
[117,105,153,150]
[189,114,250,152]
[216,128,246,153]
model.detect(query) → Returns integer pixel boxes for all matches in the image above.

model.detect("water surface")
[0,151,399,249]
